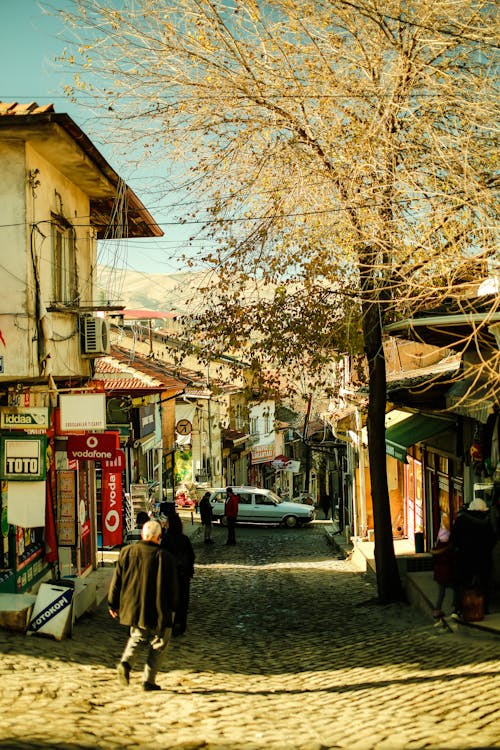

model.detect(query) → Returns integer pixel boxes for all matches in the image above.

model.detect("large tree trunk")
[362,300,404,604]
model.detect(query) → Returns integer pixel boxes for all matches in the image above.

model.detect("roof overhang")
[0,110,162,239]
[384,308,500,350]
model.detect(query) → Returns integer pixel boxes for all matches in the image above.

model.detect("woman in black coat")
[451,499,496,615]
[199,491,214,543]
[161,513,195,636]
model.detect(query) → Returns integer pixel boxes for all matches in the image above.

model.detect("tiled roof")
[99,377,163,392]
[94,356,165,394]
[0,101,55,115]
[110,345,207,389]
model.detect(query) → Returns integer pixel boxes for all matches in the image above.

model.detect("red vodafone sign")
[67,433,118,462]
[102,449,126,471]
[101,470,123,547]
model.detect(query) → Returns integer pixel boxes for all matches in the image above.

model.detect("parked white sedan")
[209,486,315,527]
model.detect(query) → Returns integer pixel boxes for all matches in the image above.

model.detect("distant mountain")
[97,265,215,314]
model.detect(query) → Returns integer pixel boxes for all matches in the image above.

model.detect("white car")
[209,486,315,528]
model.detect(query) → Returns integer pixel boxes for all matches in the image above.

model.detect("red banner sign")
[101,470,123,547]
[67,433,118,462]
[102,449,126,471]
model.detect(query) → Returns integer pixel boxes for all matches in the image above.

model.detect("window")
[263,413,271,434]
[234,404,245,431]
[52,216,76,304]
[250,416,259,435]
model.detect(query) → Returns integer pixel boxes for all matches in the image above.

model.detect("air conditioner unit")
[81,316,111,356]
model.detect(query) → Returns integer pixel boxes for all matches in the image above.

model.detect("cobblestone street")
[1,521,499,750]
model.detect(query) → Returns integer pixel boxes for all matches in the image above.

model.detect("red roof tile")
[0,101,55,115]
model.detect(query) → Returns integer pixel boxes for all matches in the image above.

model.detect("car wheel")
[219,516,228,527]
[283,515,298,528]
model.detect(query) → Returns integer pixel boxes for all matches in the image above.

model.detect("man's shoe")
[117,661,131,686]
[143,682,162,691]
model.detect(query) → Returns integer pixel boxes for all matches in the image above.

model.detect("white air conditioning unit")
[81,316,111,356]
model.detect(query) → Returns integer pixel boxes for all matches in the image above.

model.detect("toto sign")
[67,433,118,462]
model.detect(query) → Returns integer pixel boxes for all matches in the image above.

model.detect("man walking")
[108,519,179,691]
[225,487,239,545]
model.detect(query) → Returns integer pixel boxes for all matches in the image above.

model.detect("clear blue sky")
[0,0,200,276]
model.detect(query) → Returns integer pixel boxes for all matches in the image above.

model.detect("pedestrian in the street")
[199,491,214,543]
[108,519,179,691]
[319,493,332,520]
[450,498,496,616]
[161,512,195,637]
[431,513,455,618]
[225,486,239,545]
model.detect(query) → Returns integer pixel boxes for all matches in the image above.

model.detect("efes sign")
[0,436,47,481]
[1,407,49,430]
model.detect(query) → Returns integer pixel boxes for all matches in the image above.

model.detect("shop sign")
[133,404,155,439]
[59,393,106,432]
[101,470,123,547]
[1,407,49,430]
[67,433,118,462]
[250,445,274,464]
[0,436,46,481]
[102,449,126,471]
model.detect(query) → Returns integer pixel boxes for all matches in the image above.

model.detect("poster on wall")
[7,482,46,527]
[56,471,77,546]
[174,448,193,484]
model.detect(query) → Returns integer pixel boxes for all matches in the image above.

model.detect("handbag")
[461,588,484,622]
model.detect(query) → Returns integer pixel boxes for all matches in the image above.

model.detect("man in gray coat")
[108,519,179,691]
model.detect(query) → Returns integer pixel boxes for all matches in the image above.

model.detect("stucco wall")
[0,138,95,380]
[0,139,36,376]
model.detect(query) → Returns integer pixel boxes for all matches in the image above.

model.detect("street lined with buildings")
[1,521,499,750]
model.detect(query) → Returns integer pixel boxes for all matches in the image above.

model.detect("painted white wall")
[249,399,276,446]
[0,138,95,381]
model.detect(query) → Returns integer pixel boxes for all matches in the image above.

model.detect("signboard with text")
[67,433,118,462]
[1,407,49,431]
[101,470,123,547]
[59,394,106,433]
[0,436,47,481]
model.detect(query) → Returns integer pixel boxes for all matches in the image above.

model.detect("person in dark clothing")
[199,491,214,543]
[450,498,496,616]
[108,519,178,691]
[161,513,195,636]
[431,513,456,618]
[224,487,239,545]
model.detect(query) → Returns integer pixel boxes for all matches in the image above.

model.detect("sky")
[0,0,200,277]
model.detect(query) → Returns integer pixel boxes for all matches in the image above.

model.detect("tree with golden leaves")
[59,0,499,602]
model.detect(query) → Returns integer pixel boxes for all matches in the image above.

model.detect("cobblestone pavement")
[1,521,500,750]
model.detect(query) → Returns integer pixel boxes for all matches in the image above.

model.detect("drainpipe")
[355,408,367,538]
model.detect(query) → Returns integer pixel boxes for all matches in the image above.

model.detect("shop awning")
[385,414,454,462]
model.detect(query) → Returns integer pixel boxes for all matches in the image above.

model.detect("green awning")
[385,413,454,462]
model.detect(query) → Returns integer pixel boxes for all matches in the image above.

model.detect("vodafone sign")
[67,433,118,462]
[101,470,123,547]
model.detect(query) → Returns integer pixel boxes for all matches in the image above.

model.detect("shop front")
[385,412,456,551]
[55,393,120,579]
[0,422,52,594]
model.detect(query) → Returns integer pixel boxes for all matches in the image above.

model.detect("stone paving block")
[1,523,499,750]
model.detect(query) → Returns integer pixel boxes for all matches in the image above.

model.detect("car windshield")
[265,490,283,504]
